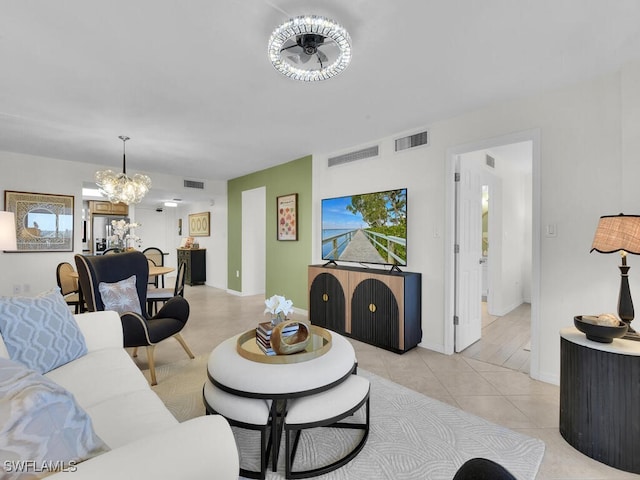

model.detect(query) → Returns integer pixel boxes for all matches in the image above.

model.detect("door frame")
[444,129,542,379]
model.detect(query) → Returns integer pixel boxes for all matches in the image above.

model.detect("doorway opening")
[445,130,540,378]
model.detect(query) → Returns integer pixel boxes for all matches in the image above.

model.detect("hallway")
[460,303,531,374]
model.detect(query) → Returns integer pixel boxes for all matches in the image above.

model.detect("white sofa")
[0,310,239,479]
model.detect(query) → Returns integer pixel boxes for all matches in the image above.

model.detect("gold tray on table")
[236,325,332,364]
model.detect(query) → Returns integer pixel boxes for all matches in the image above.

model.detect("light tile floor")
[140,284,639,480]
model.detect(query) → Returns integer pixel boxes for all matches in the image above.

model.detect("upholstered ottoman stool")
[284,374,370,479]
[203,382,271,479]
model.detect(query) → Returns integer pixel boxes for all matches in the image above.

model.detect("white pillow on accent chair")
[98,275,142,315]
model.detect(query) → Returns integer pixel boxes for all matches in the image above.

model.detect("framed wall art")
[189,211,210,237]
[4,190,74,252]
[277,193,298,241]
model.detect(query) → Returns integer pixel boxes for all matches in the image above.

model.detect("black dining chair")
[147,261,187,316]
[75,251,194,385]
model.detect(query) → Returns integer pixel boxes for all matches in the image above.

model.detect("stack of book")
[256,321,299,356]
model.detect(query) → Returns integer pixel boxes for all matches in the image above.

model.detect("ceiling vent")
[328,145,379,167]
[395,130,429,152]
[184,179,205,189]
[486,154,495,168]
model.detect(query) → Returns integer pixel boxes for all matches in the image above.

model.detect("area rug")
[150,356,545,480]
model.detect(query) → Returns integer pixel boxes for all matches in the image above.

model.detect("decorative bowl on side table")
[574,315,628,343]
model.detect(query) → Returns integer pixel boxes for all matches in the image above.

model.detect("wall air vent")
[486,154,495,168]
[184,179,205,189]
[328,145,379,167]
[395,130,429,152]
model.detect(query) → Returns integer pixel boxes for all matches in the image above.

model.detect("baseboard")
[418,341,446,354]
[491,300,526,317]
[534,370,559,386]
[292,306,308,317]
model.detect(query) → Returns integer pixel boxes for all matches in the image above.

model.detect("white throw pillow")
[0,288,87,374]
[0,357,109,477]
[98,275,142,316]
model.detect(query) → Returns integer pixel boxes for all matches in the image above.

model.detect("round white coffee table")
[206,329,357,472]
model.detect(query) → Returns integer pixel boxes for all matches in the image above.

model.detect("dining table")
[69,264,174,279]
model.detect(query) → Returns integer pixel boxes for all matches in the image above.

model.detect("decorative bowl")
[271,320,311,355]
[574,316,628,343]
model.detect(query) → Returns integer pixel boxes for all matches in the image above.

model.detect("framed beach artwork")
[4,190,74,252]
[277,193,297,241]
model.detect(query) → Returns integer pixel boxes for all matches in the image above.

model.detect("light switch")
[545,224,557,237]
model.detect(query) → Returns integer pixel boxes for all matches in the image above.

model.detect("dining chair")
[143,247,165,287]
[75,251,194,385]
[147,261,186,316]
[55,262,82,313]
[146,258,158,288]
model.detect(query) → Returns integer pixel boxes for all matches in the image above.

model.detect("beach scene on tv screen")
[322,189,407,266]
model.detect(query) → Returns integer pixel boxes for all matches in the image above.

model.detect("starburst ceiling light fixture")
[268,15,351,82]
[95,136,151,205]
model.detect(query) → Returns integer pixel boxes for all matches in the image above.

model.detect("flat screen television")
[321,188,407,267]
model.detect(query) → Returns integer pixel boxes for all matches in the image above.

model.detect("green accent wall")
[227,155,312,309]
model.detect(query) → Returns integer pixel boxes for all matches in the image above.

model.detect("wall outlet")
[236,270,240,278]
[23,284,31,294]
[12,284,21,295]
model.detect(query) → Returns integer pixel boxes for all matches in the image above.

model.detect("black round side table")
[560,327,640,474]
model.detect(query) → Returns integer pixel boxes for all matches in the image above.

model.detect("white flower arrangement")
[264,294,294,325]
[110,219,142,249]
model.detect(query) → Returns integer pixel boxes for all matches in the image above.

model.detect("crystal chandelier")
[268,15,351,82]
[95,136,151,205]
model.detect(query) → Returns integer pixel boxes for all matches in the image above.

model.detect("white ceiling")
[2,0,640,204]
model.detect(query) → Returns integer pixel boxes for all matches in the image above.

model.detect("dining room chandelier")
[95,135,151,205]
[268,15,351,82]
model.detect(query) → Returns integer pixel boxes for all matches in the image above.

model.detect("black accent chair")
[452,458,516,480]
[75,251,194,385]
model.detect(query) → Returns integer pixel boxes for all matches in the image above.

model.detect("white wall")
[312,60,640,384]
[498,161,528,314]
[134,206,176,260]
[0,151,226,295]
[493,147,532,313]
[174,195,228,290]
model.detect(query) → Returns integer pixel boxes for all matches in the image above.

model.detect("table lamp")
[590,213,640,339]
[0,211,17,251]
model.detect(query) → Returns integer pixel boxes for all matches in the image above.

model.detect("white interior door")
[241,187,266,296]
[455,159,483,352]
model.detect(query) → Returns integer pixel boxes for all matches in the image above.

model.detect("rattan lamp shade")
[591,214,640,255]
